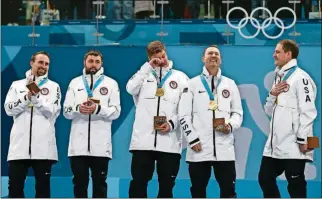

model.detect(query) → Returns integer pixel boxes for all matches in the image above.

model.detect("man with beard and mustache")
[126,41,189,198]
[259,39,317,198]
[63,50,121,198]
[178,45,243,198]
[4,51,61,198]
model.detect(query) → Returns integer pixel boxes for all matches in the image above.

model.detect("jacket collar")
[25,69,48,84]
[82,67,104,82]
[202,66,222,80]
[153,60,173,78]
[275,59,297,76]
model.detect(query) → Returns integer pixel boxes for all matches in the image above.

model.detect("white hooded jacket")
[63,67,121,159]
[4,69,61,161]
[263,59,317,161]
[179,67,243,162]
[126,61,189,154]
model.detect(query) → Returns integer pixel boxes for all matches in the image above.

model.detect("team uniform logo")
[100,87,108,95]
[222,89,230,98]
[41,88,49,95]
[169,81,178,89]
[283,84,290,92]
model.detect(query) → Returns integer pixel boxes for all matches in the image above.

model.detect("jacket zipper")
[29,76,36,158]
[211,76,217,157]
[29,106,34,157]
[88,74,93,153]
[154,68,162,148]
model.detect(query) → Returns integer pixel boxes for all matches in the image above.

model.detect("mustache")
[85,68,98,74]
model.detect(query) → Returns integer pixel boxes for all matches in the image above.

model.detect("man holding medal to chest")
[126,41,189,198]
[259,40,318,198]
[179,45,243,198]
[63,50,121,198]
[4,51,61,197]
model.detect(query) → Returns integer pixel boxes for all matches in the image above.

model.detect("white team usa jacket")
[4,69,61,161]
[263,59,317,161]
[179,67,243,162]
[126,61,189,154]
[63,67,121,159]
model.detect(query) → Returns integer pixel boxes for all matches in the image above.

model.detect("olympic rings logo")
[226,7,297,39]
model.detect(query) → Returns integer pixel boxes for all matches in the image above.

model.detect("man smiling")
[4,51,61,198]
[179,45,243,198]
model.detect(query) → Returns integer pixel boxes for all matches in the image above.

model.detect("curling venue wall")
[1,20,322,46]
[1,45,321,198]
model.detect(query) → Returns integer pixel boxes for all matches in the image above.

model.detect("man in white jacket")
[179,45,243,198]
[259,39,318,198]
[63,50,121,198]
[126,41,189,198]
[4,51,61,198]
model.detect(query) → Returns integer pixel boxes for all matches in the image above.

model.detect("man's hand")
[299,143,311,153]
[192,143,202,152]
[149,58,162,68]
[79,100,96,115]
[27,90,38,101]
[158,123,171,134]
[270,81,289,96]
[215,124,231,134]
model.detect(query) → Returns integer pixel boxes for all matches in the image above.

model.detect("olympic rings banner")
[1,45,321,198]
[226,6,298,39]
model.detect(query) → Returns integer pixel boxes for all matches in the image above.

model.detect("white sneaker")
[8,23,13,26]
[13,23,19,26]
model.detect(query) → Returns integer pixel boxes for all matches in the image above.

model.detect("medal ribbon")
[37,78,48,87]
[280,66,297,82]
[200,74,222,101]
[82,75,104,98]
[152,69,172,88]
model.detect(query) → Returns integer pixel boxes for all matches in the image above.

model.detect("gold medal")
[155,88,164,97]
[28,103,33,108]
[209,101,217,110]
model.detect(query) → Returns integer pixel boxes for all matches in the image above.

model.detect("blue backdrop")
[1,20,321,46]
[1,45,321,198]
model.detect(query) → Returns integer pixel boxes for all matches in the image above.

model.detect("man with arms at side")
[179,45,243,198]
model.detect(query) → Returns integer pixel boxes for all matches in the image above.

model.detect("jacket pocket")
[291,108,300,134]
[140,80,157,99]
[193,90,209,112]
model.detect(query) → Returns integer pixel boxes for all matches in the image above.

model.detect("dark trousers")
[258,156,307,198]
[8,159,54,198]
[188,161,237,198]
[129,150,181,198]
[70,156,110,198]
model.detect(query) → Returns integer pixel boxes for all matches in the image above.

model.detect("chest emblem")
[100,87,108,95]
[169,81,178,89]
[222,89,230,98]
[283,84,290,92]
[41,88,49,95]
